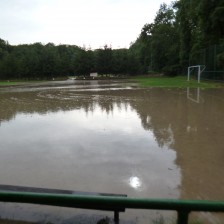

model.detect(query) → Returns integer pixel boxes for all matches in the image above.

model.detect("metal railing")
[1,191,224,224]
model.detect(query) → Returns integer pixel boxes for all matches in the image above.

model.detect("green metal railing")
[1,191,224,224]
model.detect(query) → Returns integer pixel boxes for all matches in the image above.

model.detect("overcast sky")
[0,0,172,49]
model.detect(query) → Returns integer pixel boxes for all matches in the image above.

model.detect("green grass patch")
[132,76,223,88]
[0,79,54,86]
[0,81,20,86]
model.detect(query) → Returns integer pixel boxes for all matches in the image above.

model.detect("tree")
[130,23,153,72]
[95,45,113,75]
[176,0,224,69]
[151,3,180,75]
[112,49,129,75]
[198,0,224,45]
[71,48,94,76]
[39,43,60,78]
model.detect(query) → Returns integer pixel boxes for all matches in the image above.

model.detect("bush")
[162,64,181,76]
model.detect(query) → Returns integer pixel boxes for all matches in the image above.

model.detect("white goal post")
[187,65,206,83]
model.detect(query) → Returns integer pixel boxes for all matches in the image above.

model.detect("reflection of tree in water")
[132,88,224,203]
[0,89,132,123]
[128,88,181,148]
[0,88,179,155]
[128,87,224,222]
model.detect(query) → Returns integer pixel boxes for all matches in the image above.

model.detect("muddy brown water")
[0,80,224,224]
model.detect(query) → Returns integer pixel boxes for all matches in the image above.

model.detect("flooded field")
[0,80,224,224]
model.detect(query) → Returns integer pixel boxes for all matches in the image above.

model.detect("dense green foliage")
[0,0,223,80]
[0,41,141,80]
[131,0,224,76]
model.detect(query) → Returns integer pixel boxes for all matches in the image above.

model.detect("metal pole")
[114,211,119,224]
[177,210,189,224]
[198,66,201,83]
[214,45,217,71]
[187,67,190,81]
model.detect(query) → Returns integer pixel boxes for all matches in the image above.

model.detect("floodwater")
[0,80,224,224]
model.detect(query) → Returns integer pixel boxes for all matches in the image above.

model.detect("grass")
[132,76,223,88]
[0,80,56,86]
[1,76,223,88]
[0,81,21,86]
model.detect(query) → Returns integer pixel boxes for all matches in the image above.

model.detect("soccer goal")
[187,65,206,83]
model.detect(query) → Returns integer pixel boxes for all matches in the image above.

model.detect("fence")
[1,190,224,224]
[189,44,224,81]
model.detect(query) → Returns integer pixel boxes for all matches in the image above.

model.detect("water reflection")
[129,176,142,190]
[0,81,224,223]
[187,87,201,103]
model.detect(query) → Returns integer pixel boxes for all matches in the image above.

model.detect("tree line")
[0,42,143,80]
[0,0,224,80]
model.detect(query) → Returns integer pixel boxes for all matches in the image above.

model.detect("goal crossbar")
[187,65,206,83]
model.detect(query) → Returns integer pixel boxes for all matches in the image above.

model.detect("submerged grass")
[132,76,223,88]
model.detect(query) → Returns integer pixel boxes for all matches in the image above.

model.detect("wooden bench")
[0,184,127,223]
